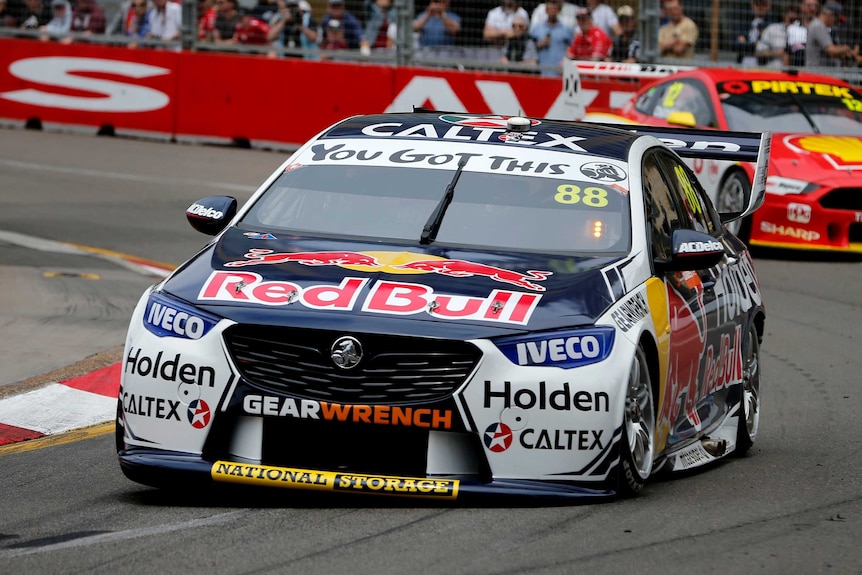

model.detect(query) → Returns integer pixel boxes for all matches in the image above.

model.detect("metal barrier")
[2,0,862,84]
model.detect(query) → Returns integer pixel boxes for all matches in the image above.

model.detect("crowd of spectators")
[1,0,861,73]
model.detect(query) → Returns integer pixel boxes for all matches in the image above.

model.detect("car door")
[643,150,733,450]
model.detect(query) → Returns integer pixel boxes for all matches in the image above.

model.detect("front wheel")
[716,170,751,241]
[616,346,656,497]
[734,322,761,456]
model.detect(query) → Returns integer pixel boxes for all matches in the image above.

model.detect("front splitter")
[119,451,615,502]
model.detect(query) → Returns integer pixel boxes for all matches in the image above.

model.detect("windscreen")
[240,144,631,255]
[718,79,862,135]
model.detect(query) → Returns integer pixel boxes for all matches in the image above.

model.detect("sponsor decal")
[718,80,854,98]
[307,142,571,175]
[483,422,513,452]
[579,162,626,182]
[243,232,277,240]
[124,347,216,387]
[242,394,453,429]
[658,273,706,433]
[187,203,225,220]
[495,327,614,368]
[677,240,723,254]
[144,293,217,340]
[200,271,541,325]
[359,122,589,152]
[223,250,552,292]
[611,292,648,332]
[786,135,862,170]
[519,428,604,451]
[699,325,743,398]
[122,392,181,420]
[211,462,459,498]
[760,221,821,242]
[483,381,610,412]
[787,202,812,224]
[188,399,211,429]
[712,252,762,325]
[483,423,604,452]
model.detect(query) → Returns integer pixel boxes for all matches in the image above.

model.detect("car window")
[240,163,632,255]
[644,79,716,127]
[656,152,717,235]
[642,152,682,261]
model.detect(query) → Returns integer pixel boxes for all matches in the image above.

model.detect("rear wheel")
[717,170,751,241]
[734,323,761,456]
[616,346,656,497]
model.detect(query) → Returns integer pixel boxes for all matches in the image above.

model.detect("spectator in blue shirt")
[319,0,362,49]
[412,0,460,47]
[531,0,573,76]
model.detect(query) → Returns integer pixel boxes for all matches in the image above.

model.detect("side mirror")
[655,229,725,272]
[667,111,697,128]
[186,196,237,236]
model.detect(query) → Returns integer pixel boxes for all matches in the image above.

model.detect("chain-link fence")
[2,0,862,82]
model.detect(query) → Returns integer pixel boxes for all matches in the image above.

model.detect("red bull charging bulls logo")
[223,250,552,292]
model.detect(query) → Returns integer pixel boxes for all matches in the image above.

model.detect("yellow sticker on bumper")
[211,461,460,499]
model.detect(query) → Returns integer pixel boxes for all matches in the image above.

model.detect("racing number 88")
[555,184,609,208]
[673,165,703,216]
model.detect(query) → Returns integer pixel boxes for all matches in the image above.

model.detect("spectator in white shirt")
[484,0,529,47]
[148,0,181,41]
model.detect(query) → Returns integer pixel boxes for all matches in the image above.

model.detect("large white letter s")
[2,57,171,113]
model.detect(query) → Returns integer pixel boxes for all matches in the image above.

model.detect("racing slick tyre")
[734,323,761,457]
[616,346,656,497]
[716,170,751,241]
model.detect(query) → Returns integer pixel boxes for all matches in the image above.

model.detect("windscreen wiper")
[420,158,467,244]
[787,92,820,133]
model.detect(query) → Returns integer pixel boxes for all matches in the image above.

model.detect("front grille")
[224,325,482,404]
[818,188,862,210]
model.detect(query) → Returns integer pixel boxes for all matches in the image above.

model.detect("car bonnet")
[160,229,629,338]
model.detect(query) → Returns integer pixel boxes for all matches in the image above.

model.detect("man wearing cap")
[805,1,853,66]
[566,7,611,61]
[611,5,640,62]
[320,0,362,50]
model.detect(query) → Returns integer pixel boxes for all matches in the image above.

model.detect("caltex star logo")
[188,399,211,429]
[483,422,513,453]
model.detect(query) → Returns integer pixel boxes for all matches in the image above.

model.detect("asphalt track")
[1,127,862,574]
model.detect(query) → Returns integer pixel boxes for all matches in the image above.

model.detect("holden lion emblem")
[330,336,363,369]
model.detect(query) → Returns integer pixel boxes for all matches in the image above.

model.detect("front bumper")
[118,449,615,502]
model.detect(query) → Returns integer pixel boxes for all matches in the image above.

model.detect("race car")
[604,67,862,253]
[117,112,768,501]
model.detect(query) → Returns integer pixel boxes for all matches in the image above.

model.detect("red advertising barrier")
[0,38,644,148]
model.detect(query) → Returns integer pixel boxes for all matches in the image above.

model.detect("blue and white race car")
[117,112,768,501]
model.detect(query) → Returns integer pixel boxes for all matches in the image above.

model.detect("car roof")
[319,112,641,162]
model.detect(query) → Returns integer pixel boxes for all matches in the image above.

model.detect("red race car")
[597,67,862,253]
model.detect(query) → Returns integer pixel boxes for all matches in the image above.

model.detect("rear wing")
[594,123,771,220]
